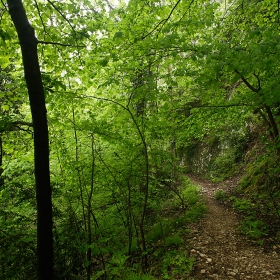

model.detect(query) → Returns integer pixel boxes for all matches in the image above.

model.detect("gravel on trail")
[188,176,280,280]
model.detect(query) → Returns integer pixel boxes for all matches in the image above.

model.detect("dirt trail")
[188,176,280,279]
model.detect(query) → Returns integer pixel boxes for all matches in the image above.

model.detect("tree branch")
[257,108,275,139]
[46,0,85,62]
[0,121,33,132]
[142,0,181,40]
[179,0,195,22]
[253,72,261,91]
[265,105,279,139]
[37,40,84,48]
[79,95,127,111]
[104,0,114,11]
[34,0,48,38]
[235,69,260,93]
[192,103,252,108]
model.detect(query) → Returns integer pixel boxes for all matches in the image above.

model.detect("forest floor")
[187,175,280,280]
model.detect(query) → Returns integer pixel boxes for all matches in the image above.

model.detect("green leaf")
[191,55,197,61]
[113,31,123,40]
[99,59,109,67]
[20,237,34,243]
[2,104,9,111]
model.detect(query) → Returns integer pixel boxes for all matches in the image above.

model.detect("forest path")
[187,176,280,280]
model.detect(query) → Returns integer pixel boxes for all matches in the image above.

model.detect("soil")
[187,175,280,280]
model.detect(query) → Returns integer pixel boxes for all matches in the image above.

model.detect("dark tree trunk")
[0,136,4,187]
[7,1,53,279]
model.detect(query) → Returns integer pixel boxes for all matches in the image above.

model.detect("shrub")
[238,216,268,241]
[164,231,182,247]
[232,197,252,211]
[161,250,194,279]
[214,190,228,201]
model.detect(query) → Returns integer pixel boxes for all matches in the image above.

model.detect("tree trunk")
[7,1,53,279]
[0,136,4,187]
[86,134,95,280]
[127,108,149,270]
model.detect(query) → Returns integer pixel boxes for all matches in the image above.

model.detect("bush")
[214,190,228,201]
[232,198,252,212]
[238,216,268,241]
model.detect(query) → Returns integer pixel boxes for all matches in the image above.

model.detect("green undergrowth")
[214,189,229,201]
[213,148,280,247]
[117,272,157,280]
[146,176,206,279]
[214,188,279,246]
[89,176,206,280]
[231,196,268,244]
[234,148,280,246]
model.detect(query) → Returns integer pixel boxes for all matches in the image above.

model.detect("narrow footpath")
[188,176,280,279]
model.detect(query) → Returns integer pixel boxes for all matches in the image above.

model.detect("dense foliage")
[0,0,279,279]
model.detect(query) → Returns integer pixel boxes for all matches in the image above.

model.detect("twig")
[142,0,182,40]
[179,0,195,22]
[46,0,84,63]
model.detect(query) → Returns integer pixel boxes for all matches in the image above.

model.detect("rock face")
[188,176,280,279]
[179,136,247,179]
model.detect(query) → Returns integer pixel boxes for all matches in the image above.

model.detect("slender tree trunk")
[0,136,5,278]
[7,1,53,279]
[90,209,107,275]
[73,109,87,232]
[86,134,95,280]
[127,181,133,256]
[265,105,279,140]
[127,108,149,270]
[0,136,4,187]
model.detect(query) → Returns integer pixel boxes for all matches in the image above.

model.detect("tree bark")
[7,1,53,279]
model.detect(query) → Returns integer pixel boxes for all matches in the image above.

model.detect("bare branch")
[79,95,127,110]
[179,0,195,22]
[192,103,252,108]
[142,0,182,40]
[47,0,75,32]
[38,40,84,48]
[34,0,48,38]
[46,0,84,63]
[12,120,33,126]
